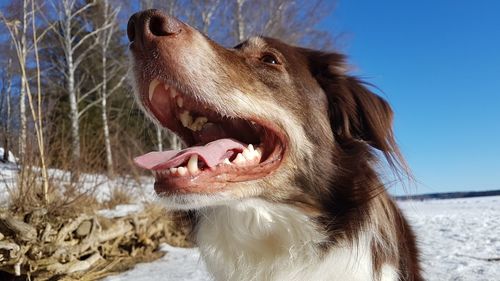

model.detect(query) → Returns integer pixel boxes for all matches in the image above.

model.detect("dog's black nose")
[127,9,182,43]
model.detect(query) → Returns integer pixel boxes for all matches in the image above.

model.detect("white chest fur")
[196,199,398,281]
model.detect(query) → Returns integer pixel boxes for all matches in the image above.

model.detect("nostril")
[127,17,136,42]
[148,14,181,37]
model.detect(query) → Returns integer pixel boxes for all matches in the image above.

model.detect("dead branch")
[47,252,102,275]
[0,205,186,280]
[0,214,37,242]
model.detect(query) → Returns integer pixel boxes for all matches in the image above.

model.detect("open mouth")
[134,79,285,194]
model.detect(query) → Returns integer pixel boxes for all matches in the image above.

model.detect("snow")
[0,162,17,204]
[105,196,500,281]
[98,204,145,218]
[103,244,211,281]
[400,196,500,281]
[0,147,17,163]
[0,161,155,206]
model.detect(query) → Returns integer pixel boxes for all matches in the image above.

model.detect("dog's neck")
[196,198,398,281]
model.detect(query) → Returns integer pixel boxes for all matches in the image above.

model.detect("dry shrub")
[102,187,132,209]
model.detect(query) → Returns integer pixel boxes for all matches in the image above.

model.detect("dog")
[128,9,423,281]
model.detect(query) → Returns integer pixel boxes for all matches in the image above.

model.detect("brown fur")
[128,10,423,280]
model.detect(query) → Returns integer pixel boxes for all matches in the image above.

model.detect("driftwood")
[0,213,37,242]
[0,204,191,280]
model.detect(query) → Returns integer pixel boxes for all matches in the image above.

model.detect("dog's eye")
[260,54,280,65]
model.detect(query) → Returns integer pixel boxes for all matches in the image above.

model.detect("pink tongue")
[134,138,246,170]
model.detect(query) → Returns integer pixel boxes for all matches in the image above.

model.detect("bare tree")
[49,0,113,175]
[0,44,13,163]
[234,0,247,42]
[6,0,30,161]
[94,0,126,177]
[17,0,28,162]
[1,0,51,202]
[193,0,222,34]
[225,0,333,48]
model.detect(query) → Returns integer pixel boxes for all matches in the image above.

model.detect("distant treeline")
[395,189,500,201]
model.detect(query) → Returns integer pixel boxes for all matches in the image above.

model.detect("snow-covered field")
[104,196,500,281]
[401,196,500,281]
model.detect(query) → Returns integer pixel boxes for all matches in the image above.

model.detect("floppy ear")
[306,51,396,154]
[329,76,395,153]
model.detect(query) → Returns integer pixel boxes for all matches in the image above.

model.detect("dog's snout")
[127,9,182,44]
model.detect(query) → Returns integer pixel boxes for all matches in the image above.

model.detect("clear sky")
[323,1,500,195]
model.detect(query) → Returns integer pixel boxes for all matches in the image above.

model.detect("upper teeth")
[170,87,178,98]
[148,79,161,102]
[148,80,211,133]
[179,110,193,128]
[179,110,208,132]
[191,117,208,131]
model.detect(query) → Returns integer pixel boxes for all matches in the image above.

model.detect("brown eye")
[260,54,279,65]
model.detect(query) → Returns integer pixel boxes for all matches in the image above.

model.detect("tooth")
[248,144,254,152]
[148,79,161,102]
[187,155,199,174]
[255,147,263,158]
[179,110,193,128]
[242,148,253,160]
[178,166,187,176]
[233,153,246,165]
[169,167,178,174]
[223,158,231,165]
[169,86,177,97]
[176,96,183,108]
[191,117,208,131]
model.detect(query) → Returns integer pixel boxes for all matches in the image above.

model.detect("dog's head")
[128,10,402,210]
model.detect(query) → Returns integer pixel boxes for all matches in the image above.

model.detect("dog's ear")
[306,51,396,154]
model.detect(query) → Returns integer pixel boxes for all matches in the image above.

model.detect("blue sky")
[323,1,500,194]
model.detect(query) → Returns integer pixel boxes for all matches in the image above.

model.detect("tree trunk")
[64,10,81,177]
[18,0,28,160]
[156,126,163,151]
[101,50,114,178]
[2,58,12,163]
[235,0,246,42]
[167,131,181,150]
[68,59,81,167]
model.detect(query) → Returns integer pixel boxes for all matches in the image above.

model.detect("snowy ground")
[0,161,155,205]
[104,196,500,281]
[400,196,500,281]
[103,244,211,281]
